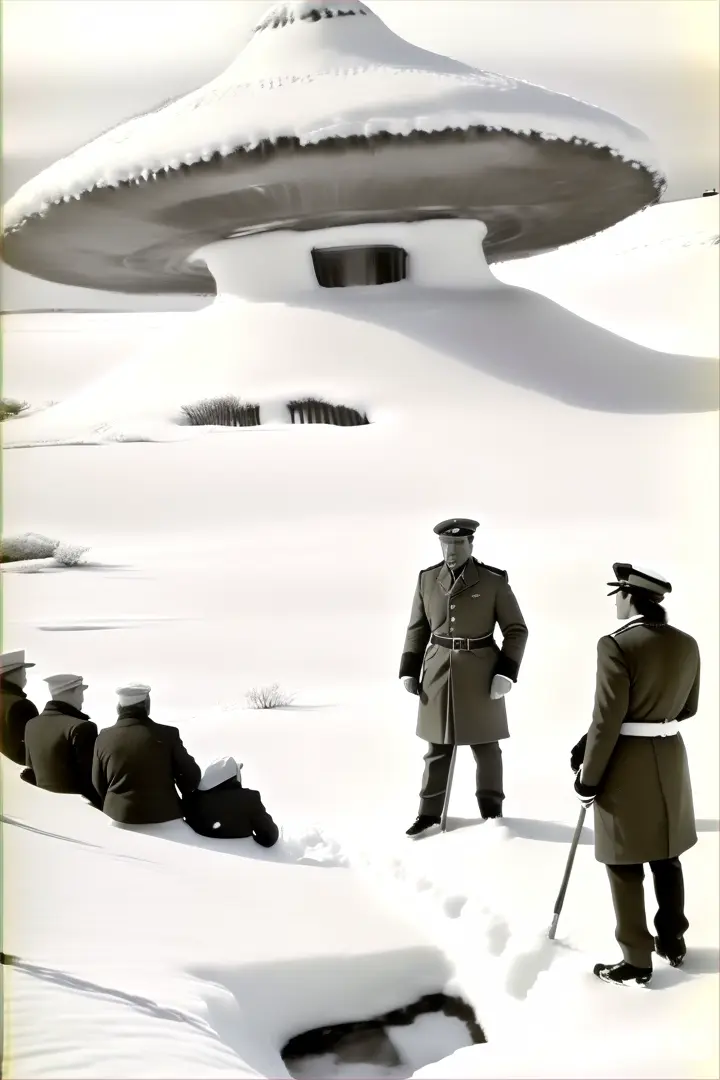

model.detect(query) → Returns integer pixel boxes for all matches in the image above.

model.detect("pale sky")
[2,0,718,311]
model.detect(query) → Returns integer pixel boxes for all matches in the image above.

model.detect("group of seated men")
[0,649,279,847]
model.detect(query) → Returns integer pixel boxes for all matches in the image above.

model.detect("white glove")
[490,674,513,700]
[403,676,419,696]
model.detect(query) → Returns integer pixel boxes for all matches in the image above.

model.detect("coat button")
[450,616,456,622]
[450,604,456,609]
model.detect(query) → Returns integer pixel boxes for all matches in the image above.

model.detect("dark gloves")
[20,767,36,786]
[574,770,598,808]
[570,733,587,773]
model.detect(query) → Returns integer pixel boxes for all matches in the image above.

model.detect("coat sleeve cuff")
[574,772,598,798]
[399,652,423,680]
[494,653,520,682]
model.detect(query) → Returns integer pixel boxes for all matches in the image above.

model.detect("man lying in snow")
[93,683,201,825]
[183,756,279,847]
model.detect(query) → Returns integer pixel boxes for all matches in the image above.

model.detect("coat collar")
[115,704,153,727]
[436,557,481,597]
[42,699,90,721]
[0,675,27,698]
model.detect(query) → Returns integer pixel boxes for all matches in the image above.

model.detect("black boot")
[406,814,441,837]
[478,797,503,820]
[655,935,686,968]
[593,960,652,986]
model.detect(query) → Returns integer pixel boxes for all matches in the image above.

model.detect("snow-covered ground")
[2,196,719,1078]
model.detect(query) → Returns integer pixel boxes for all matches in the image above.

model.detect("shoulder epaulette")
[481,562,508,580]
[422,561,444,575]
[610,621,644,640]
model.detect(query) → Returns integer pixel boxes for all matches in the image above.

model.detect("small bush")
[0,399,29,422]
[245,683,295,710]
[180,396,260,427]
[53,542,90,567]
[0,533,60,563]
[0,534,89,567]
[287,397,369,426]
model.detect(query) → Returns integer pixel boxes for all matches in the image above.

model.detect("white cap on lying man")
[45,674,88,695]
[116,682,151,707]
[198,756,243,791]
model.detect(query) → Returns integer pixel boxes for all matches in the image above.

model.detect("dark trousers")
[419,741,503,816]
[606,857,689,968]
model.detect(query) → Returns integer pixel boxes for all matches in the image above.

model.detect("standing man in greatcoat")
[572,563,701,986]
[0,650,39,765]
[400,518,529,836]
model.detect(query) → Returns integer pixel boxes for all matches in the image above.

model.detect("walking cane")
[440,745,458,832]
[548,805,587,939]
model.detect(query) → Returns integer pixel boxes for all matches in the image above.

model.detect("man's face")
[441,537,473,571]
[615,589,633,620]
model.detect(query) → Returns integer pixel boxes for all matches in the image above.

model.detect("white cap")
[45,674,87,695]
[116,682,151,707]
[197,756,243,791]
[0,649,35,675]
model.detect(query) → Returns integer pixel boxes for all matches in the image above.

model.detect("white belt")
[620,720,679,738]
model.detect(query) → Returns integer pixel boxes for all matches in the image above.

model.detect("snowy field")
[2,197,719,1078]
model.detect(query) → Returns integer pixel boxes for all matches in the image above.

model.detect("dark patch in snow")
[282,992,485,1077]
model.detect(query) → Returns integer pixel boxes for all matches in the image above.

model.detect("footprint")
[442,894,468,919]
[486,915,511,956]
[504,937,559,1000]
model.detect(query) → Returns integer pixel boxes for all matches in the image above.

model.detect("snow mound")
[3,0,660,229]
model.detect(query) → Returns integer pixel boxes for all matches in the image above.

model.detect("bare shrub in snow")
[1,534,89,567]
[245,683,295,710]
[53,542,90,567]
[287,397,369,426]
[0,398,29,422]
[1,533,60,563]
[180,396,260,427]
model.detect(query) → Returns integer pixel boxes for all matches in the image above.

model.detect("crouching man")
[93,683,201,825]
[184,756,279,847]
[572,563,700,986]
[23,673,101,808]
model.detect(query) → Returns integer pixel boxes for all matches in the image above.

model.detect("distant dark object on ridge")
[702,188,718,197]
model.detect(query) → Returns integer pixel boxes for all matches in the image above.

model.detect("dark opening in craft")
[311,245,408,288]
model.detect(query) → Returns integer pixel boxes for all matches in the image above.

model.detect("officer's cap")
[433,518,479,540]
[45,673,87,695]
[116,682,151,706]
[607,562,672,598]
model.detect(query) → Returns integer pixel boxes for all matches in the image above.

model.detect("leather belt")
[620,719,680,738]
[430,633,494,652]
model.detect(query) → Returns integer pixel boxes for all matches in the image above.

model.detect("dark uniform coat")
[184,778,279,847]
[580,616,700,865]
[23,700,100,806]
[92,705,201,825]
[0,676,39,765]
[399,557,528,745]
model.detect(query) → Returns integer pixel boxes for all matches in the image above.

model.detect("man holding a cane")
[571,563,701,986]
[399,518,528,837]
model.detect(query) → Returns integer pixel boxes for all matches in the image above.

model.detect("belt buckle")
[452,638,464,651]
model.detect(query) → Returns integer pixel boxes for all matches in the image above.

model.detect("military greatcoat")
[399,557,528,745]
[580,617,700,866]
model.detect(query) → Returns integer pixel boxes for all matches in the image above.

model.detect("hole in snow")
[311,245,408,288]
[282,992,485,1079]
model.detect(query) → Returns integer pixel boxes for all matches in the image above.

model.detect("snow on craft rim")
[1,0,664,293]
